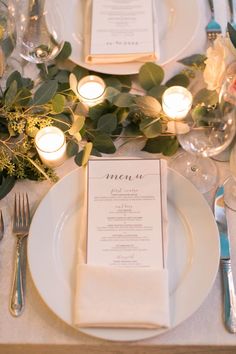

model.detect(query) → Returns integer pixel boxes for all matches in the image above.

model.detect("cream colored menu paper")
[86,159,165,268]
[84,0,158,64]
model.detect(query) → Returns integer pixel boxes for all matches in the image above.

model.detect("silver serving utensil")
[214,185,236,333]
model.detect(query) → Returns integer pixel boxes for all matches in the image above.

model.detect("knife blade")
[214,185,236,333]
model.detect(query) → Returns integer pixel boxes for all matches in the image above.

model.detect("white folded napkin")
[74,265,170,328]
[73,159,170,329]
[83,0,160,64]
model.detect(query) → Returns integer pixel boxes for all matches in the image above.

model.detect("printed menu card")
[84,0,159,64]
[74,158,170,329]
[86,159,166,269]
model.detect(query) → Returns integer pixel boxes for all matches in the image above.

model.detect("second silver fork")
[206,0,222,41]
[10,193,30,317]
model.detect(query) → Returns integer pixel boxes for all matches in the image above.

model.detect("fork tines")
[206,21,222,41]
[13,193,30,231]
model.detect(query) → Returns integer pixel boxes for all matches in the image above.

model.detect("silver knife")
[214,185,236,333]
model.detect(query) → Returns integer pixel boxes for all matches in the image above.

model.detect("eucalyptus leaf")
[228,22,236,49]
[104,87,120,103]
[117,107,129,123]
[97,113,117,133]
[93,132,116,154]
[113,93,134,107]
[52,113,72,131]
[178,54,207,67]
[6,71,22,90]
[82,142,93,165]
[139,118,162,138]
[0,174,15,200]
[55,41,72,61]
[193,88,218,106]
[55,70,70,83]
[118,75,132,92]
[139,63,164,90]
[123,122,142,137]
[15,88,32,107]
[52,94,65,114]
[91,147,102,157]
[4,80,17,106]
[135,96,162,116]
[32,80,58,105]
[72,65,89,81]
[104,77,122,91]
[148,85,167,103]
[67,140,79,157]
[73,132,82,143]
[69,115,85,135]
[165,74,190,88]
[74,150,83,166]
[89,101,110,121]
[142,136,179,156]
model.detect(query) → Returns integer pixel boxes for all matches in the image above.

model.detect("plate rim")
[28,166,220,341]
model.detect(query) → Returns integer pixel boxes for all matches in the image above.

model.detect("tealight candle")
[77,75,106,107]
[35,127,66,168]
[162,86,193,119]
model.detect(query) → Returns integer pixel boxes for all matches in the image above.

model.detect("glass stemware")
[0,0,17,87]
[167,91,236,194]
[9,0,64,70]
[224,143,236,211]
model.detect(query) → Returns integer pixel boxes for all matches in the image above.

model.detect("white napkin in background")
[83,0,160,64]
[73,159,170,329]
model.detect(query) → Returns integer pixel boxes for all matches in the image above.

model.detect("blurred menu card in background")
[84,0,159,64]
[86,159,167,269]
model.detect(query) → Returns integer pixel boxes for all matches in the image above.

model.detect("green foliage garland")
[0,41,210,199]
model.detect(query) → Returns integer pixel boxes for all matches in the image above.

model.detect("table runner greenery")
[1,22,236,199]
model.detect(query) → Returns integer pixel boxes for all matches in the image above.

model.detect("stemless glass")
[9,0,64,68]
[168,94,236,193]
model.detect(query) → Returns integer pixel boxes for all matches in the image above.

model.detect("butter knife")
[214,185,236,333]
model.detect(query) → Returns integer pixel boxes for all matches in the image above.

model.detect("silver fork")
[0,210,4,241]
[10,193,30,317]
[205,0,222,41]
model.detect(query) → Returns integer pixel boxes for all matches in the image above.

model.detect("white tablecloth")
[0,0,236,353]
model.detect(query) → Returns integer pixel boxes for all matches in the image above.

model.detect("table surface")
[1,1,236,353]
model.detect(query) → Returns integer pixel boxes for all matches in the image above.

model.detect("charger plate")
[28,167,219,341]
[46,0,200,75]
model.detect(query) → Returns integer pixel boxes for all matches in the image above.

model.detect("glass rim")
[35,126,66,154]
[77,75,106,101]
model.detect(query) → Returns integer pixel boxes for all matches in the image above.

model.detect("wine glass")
[0,0,17,87]
[165,87,236,194]
[9,0,64,71]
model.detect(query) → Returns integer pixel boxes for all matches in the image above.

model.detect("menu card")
[90,0,154,55]
[86,159,166,269]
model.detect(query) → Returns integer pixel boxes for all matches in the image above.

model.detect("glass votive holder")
[35,126,66,168]
[77,75,106,107]
[162,86,193,120]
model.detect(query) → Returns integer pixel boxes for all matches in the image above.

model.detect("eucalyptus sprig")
[0,40,211,199]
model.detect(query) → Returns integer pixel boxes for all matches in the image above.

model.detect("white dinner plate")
[46,0,200,75]
[28,167,220,342]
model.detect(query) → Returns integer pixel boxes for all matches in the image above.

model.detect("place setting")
[1,0,236,351]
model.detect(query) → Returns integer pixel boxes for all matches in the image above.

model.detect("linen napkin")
[83,0,160,65]
[73,159,170,329]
